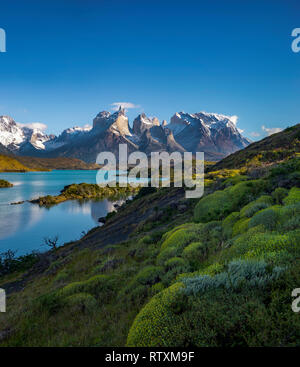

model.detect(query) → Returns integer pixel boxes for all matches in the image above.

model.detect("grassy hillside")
[17,156,99,170]
[211,123,300,171]
[0,153,100,172]
[0,126,300,346]
[0,154,32,172]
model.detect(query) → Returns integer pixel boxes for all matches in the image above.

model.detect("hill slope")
[210,123,300,171]
[16,156,99,170]
[0,125,300,347]
[0,153,99,172]
[0,154,32,172]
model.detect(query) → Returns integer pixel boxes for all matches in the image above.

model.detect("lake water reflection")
[0,170,125,255]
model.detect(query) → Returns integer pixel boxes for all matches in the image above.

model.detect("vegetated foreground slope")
[0,126,300,346]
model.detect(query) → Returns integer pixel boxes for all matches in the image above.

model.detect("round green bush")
[161,228,200,251]
[240,195,273,218]
[127,282,185,347]
[249,208,279,231]
[182,241,207,267]
[60,274,115,302]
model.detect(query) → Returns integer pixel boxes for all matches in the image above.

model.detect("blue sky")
[0,0,299,139]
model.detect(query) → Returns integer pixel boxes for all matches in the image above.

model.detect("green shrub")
[127,260,285,347]
[157,246,183,265]
[194,180,267,222]
[272,187,288,204]
[53,270,70,284]
[225,230,299,261]
[222,175,248,187]
[182,260,283,296]
[141,235,153,244]
[194,190,229,223]
[197,221,223,250]
[160,223,196,243]
[161,228,200,251]
[182,242,207,268]
[281,216,300,231]
[222,212,240,238]
[249,207,280,231]
[60,274,115,302]
[283,187,300,205]
[232,218,250,236]
[162,257,191,286]
[127,282,185,347]
[135,266,163,286]
[32,291,62,315]
[240,195,273,218]
[150,282,165,295]
[177,262,225,281]
[157,227,201,265]
[164,257,187,270]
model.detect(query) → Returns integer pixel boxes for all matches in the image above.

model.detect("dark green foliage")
[249,208,279,231]
[0,250,39,276]
[240,195,273,218]
[135,266,163,286]
[32,291,63,316]
[194,180,267,222]
[64,293,97,314]
[283,187,300,205]
[182,242,207,269]
[60,274,116,302]
[272,187,288,204]
[134,186,157,200]
[222,212,240,238]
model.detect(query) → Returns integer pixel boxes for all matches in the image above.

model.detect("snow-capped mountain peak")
[0,109,251,162]
[0,115,56,151]
[0,115,27,150]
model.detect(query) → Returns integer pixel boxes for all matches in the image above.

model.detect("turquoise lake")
[0,170,126,255]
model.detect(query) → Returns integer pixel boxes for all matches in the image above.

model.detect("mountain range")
[0,108,251,162]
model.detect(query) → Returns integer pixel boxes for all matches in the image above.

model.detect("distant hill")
[210,123,300,171]
[0,153,99,172]
[16,156,99,171]
[0,154,32,172]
